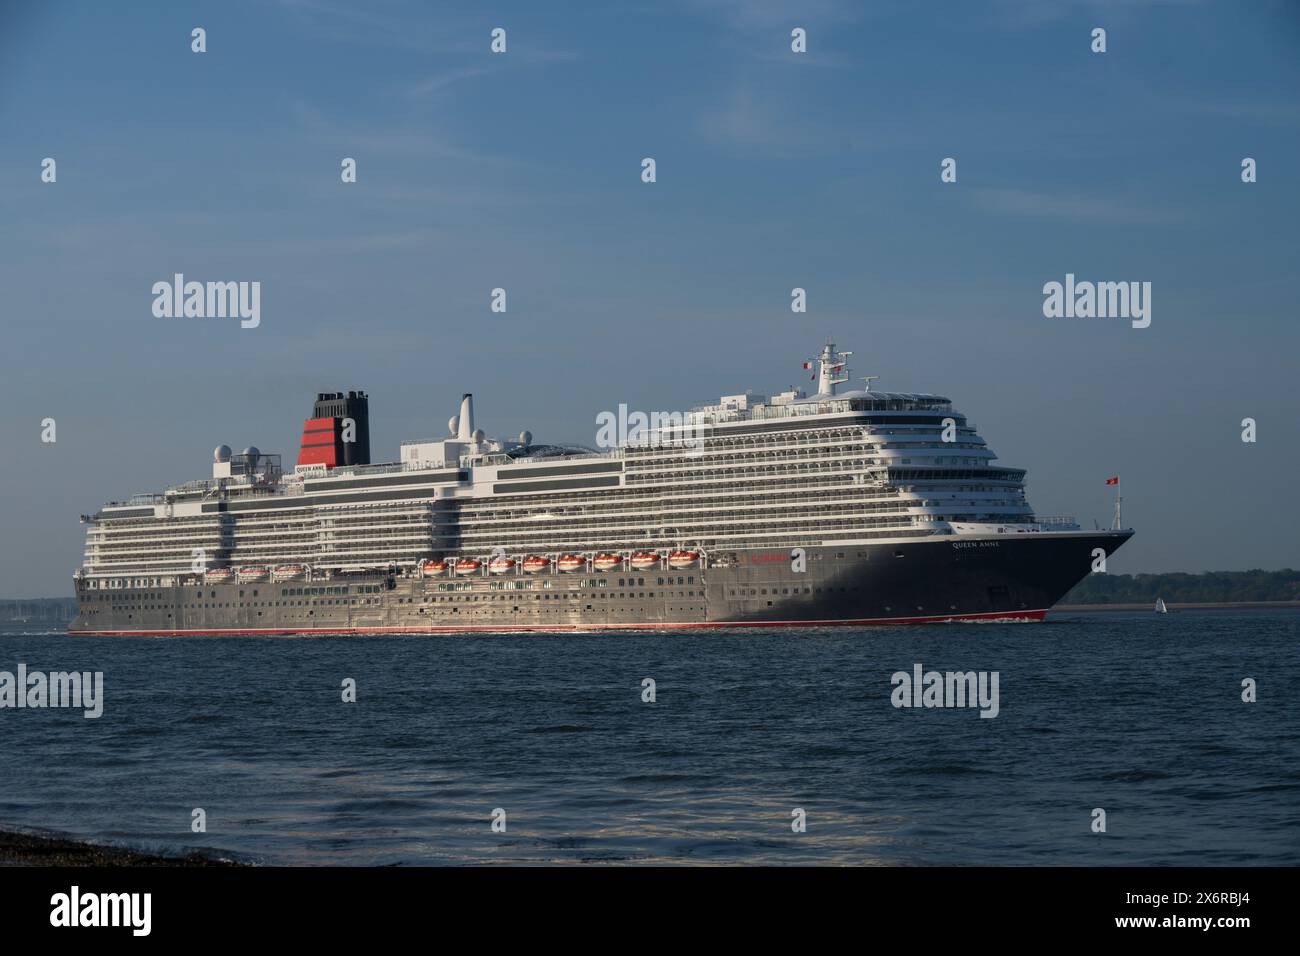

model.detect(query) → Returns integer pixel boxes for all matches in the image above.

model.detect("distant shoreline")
[1054,601,1300,612]
[0,828,245,867]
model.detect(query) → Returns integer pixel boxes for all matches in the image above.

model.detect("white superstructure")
[77,341,1077,590]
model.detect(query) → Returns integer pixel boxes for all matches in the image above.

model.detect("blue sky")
[1,0,1298,595]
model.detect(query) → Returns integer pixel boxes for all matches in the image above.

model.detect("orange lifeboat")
[273,564,307,582]
[421,559,448,577]
[523,556,549,574]
[630,552,659,571]
[488,556,516,574]
[206,567,234,583]
[668,550,700,569]
[454,559,481,576]
[237,566,269,582]
[593,554,622,572]
[556,554,585,573]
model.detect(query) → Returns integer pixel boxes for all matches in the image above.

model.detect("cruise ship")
[69,342,1132,634]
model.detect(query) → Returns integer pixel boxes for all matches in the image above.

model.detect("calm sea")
[1,610,1296,865]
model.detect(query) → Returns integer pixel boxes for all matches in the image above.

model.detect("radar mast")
[807,340,853,396]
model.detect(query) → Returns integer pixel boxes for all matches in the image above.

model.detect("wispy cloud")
[988,0,1208,29]
[404,67,492,99]
[273,0,465,54]
[698,84,844,154]
[698,81,912,156]
[277,0,580,65]
[282,96,525,167]
[970,187,1180,224]
[1179,97,1300,127]
[682,0,869,33]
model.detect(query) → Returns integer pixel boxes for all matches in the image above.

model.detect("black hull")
[69,532,1132,635]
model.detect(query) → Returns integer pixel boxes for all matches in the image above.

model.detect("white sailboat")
[1155,597,1168,613]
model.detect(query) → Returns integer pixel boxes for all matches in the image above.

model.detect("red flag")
[1105,476,1119,485]
[802,362,812,369]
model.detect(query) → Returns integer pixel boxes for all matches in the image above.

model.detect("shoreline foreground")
[0,829,244,867]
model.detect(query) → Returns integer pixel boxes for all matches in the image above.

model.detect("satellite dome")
[214,444,232,463]
[518,430,532,446]
[472,428,486,443]
[242,446,260,460]
[448,416,459,437]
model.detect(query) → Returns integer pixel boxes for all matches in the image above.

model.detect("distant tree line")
[0,598,78,622]
[1062,569,1300,604]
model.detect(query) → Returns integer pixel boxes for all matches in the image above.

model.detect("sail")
[1155,598,1168,613]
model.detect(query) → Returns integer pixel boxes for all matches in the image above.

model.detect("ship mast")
[809,340,853,397]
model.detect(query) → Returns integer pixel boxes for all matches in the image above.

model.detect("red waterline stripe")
[71,608,1048,636]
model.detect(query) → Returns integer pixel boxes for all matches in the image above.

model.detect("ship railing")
[1034,515,1079,527]
[100,495,166,508]
[327,463,409,478]
[472,450,615,466]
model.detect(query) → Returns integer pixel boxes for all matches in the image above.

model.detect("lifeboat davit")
[556,554,585,573]
[630,552,659,571]
[454,559,482,576]
[420,559,448,577]
[237,566,269,582]
[206,567,234,583]
[668,550,700,569]
[273,564,307,582]
[523,556,549,574]
[488,557,517,574]
[593,554,622,572]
